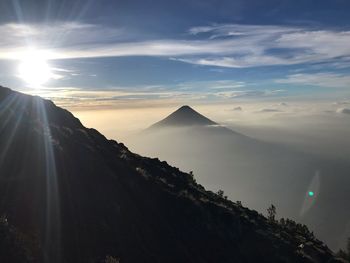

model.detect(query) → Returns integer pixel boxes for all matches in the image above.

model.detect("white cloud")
[174,55,295,68]
[275,30,350,61]
[333,100,350,105]
[188,24,298,38]
[275,73,350,88]
[187,24,350,68]
[215,89,284,99]
[0,22,123,48]
[1,22,350,70]
[174,80,246,91]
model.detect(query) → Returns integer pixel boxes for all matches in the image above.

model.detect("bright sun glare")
[18,50,52,87]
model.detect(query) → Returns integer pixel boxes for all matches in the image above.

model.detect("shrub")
[267,204,276,222]
[104,255,120,263]
[217,190,224,198]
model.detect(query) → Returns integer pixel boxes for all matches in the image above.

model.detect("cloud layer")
[337,108,350,114]
[276,73,350,88]
[1,22,350,69]
[17,79,284,109]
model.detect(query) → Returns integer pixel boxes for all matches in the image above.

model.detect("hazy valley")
[124,106,350,251]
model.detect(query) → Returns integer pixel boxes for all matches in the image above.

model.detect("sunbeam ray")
[34,98,62,263]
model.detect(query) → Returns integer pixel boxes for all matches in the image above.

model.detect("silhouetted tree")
[336,237,350,261]
[267,204,276,222]
[217,190,224,198]
[236,201,242,207]
[279,218,285,226]
[189,171,196,183]
[335,249,348,261]
[0,214,8,226]
[104,255,120,263]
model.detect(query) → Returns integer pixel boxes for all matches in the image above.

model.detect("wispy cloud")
[333,100,350,105]
[258,108,282,113]
[174,80,246,91]
[188,24,298,38]
[275,73,350,88]
[215,89,284,99]
[1,22,350,70]
[14,79,283,109]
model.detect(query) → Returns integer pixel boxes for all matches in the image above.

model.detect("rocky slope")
[0,86,342,263]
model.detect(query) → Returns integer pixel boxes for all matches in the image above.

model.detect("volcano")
[149,105,217,128]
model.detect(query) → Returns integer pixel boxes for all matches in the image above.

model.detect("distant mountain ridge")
[0,86,342,263]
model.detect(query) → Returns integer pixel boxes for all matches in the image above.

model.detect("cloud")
[333,101,350,105]
[185,24,350,68]
[172,56,293,68]
[275,73,350,88]
[0,22,123,47]
[1,22,350,70]
[174,80,246,91]
[189,24,297,35]
[49,67,79,80]
[15,83,215,109]
[215,89,284,99]
[337,108,350,115]
[258,108,282,113]
[226,90,265,98]
[13,78,285,110]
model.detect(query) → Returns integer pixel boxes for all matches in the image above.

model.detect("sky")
[0,0,350,112]
[1,1,350,250]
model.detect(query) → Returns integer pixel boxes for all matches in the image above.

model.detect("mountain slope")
[0,86,340,263]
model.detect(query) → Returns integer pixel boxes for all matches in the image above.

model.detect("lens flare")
[300,171,320,216]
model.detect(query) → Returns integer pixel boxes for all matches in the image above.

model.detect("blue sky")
[0,0,350,106]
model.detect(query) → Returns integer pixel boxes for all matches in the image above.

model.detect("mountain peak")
[177,105,193,111]
[150,105,217,129]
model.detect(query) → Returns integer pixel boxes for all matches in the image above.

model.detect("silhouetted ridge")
[150,105,217,128]
[0,86,341,263]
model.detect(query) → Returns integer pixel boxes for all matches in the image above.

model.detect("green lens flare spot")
[308,191,314,197]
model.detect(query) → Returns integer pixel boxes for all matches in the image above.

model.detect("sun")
[18,50,52,87]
